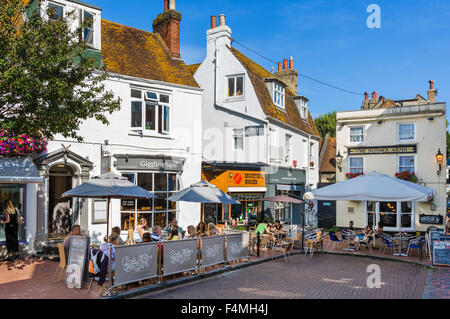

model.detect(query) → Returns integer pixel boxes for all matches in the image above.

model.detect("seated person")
[142,232,152,243]
[254,221,269,236]
[196,221,207,237]
[164,219,183,236]
[348,220,355,233]
[100,234,120,270]
[104,226,124,244]
[375,222,384,238]
[151,226,162,242]
[207,223,220,236]
[167,228,179,241]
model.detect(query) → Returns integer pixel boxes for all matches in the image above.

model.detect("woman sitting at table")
[186,225,197,239]
[196,221,207,237]
[142,232,152,243]
[134,218,149,243]
[207,222,220,236]
[167,228,179,241]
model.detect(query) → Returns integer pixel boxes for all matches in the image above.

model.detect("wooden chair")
[54,243,67,282]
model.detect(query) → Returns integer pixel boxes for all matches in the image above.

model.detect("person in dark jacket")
[1,200,22,261]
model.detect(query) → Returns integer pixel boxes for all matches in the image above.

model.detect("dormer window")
[227,75,244,97]
[82,10,94,46]
[274,83,285,109]
[48,2,64,21]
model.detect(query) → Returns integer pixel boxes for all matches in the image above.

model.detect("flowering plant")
[0,129,48,156]
[345,172,364,179]
[310,161,315,167]
[395,171,418,183]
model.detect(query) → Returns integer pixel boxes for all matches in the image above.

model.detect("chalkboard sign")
[419,214,443,225]
[429,232,450,261]
[66,236,90,289]
[433,241,450,267]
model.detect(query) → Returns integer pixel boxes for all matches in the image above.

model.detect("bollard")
[257,232,260,257]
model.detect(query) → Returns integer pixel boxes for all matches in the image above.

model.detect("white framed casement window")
[233,128,244,151]
[348,157,364,174]
[82,10,95,46]
[398,155,415,174]
[274,83,285,109]
[349,126,364,143]
[227,75,244,98]
[398,123,416,142]
[47,2,64,20]
[378,201,415,232]
[130,88,171,134]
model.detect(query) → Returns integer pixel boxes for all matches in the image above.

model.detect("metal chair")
[271,239,294,263]
[406,236,426,257]
[327,232,343,250]
[380,234,399,255]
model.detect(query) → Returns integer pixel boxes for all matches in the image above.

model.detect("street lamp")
[335,151,343,172]
[436,149,444,175]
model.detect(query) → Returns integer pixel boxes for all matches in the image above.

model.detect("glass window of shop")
[378,201,414,231]
[120,173,179,231]
[229,193,263,225]
[0,184,25,242]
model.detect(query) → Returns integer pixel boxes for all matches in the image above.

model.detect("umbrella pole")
[106,197,110,240]
[301,203,305,251]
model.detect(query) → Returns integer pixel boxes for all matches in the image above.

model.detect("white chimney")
[169,0,176,10]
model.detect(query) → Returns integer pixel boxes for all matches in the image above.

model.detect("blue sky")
[89,0,450,122]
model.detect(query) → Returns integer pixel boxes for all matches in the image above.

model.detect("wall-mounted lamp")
[428,117,434,121]
[436,148,444,175]
[335,151,343,172]
[377,120,383,125]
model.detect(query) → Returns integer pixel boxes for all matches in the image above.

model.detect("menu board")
[66,236,90,289]
[429,231,449,260]
[432,241,450,267]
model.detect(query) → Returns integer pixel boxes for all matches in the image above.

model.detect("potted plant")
[0,129,47,157]
[345,172,364,179]
[310,161,315,168]
[395,171,418,183]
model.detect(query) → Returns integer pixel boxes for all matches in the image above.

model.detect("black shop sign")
[419,214,443,225]
[348,145,417,156]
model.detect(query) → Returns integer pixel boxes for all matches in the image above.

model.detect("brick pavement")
[136,254,429,299]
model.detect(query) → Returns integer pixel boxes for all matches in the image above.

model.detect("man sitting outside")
[151,226,162,242]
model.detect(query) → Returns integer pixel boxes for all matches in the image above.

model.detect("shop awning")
[0,157,43,183]
[276,184,303,191]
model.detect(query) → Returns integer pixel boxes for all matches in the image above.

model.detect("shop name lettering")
[139,160,178,170]
[181,303,268,316]
[244,173,264,185]
[349,146,416,155]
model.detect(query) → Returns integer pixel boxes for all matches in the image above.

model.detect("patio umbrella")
[168,180,240,204]
[62,172,157,239]
[262,195,305,248]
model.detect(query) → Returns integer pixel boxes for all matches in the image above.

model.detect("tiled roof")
[228,46,319,137]
[101,19,199,88]
[319,138,336,173]
[186,63,201,76]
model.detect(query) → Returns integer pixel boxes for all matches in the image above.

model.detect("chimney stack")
[210,16,217,29]
[428,80,437,103]
[364,92,369,100]
[372,91,378,101]
[275,56,299,95]
[219,14,226,26]
[153,0,182,59]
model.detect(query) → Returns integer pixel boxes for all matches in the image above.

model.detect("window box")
[345,172,364,179]
[395,171,418,183]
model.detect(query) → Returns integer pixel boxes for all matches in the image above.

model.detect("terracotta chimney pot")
[211,16,217,29]
[278,62,282,71]
[283,59,288,70]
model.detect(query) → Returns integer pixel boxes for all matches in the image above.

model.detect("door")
[49,165,74,236]
[317,183,336,229]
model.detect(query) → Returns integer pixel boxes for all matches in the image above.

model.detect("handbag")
[16,208,24,225]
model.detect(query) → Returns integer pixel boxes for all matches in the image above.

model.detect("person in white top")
[134,218,148,243]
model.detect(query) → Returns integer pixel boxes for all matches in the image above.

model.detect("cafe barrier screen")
[113,243,159,287]
[226,233,250,262]
[163,239,198,276]
[201,236,225,268]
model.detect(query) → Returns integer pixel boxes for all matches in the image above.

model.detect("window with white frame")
[398,123,415,142]
[48,2,64,20]
[377,201,414,231]
[274,83,285,108]
[349,127,364,143]
[227,75,244,97]
[398,156,415,174]
[233,128,244,151]
[82,10,94,46]
[285,134,292,164]
[130,89,171,134]
[349,157,364,174]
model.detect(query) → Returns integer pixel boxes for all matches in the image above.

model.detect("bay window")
[130,89,171,134]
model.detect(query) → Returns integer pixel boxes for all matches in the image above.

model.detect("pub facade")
[335,83,447,233]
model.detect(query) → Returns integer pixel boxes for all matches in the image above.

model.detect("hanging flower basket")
[0,129,48,156]
[345,172,364,179]
[310,161,315,168]
[395,171,418,183]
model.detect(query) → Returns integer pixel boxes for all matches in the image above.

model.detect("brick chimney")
[153,0,181,59]
[275,56,299,95]
[428,80,437,103]
[362,92,370,110]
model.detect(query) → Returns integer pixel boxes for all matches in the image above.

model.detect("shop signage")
[432,241,450,267]
[113,243,159,287]
[348,145,417,155]
[245,126,265,137]
[419,214,443,225]
[228,171,265,187]
[116,157,183,172]
[66,236,90,289]
[267,168,305,184]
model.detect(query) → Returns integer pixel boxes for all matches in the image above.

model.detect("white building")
[189,15,320,227]
[16,0,203,251]
[336,82,447,233]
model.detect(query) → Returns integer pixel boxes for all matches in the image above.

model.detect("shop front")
[113,155,184,231]
[201,163,266,227]
[265,167,306,225]
[0,157,43,254]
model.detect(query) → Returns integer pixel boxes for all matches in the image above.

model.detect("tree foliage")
[314,111,336,139]
[0,0,121,141]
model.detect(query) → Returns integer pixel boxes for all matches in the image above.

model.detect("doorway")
[48,165,74,237]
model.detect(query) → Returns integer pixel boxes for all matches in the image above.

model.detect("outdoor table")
[392,236,412,257]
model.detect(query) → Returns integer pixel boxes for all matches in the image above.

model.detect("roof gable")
[101,20,199,88]
[228,46,319,137]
